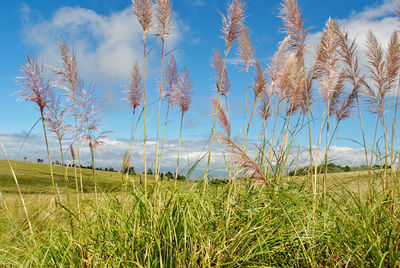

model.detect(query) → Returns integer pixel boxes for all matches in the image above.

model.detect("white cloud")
[308,0,398,56]
[0,132,228,178]
[22,5,185,94]
[1,131,376,180]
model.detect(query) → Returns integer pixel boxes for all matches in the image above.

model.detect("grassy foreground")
[0,161,399,267]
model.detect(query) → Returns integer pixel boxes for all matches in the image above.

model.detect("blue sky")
[0,0,399,173]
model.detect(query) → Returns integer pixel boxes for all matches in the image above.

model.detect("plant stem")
[155,41,165,182]
[175,112,184,186]
[204,46,230,195]
[0,140,33,235]
[41,111,56,198]
[126,108,136,188]
[89,142,97,205]
[158,103,170,175]
[143,34,148,194]
[265,101,281,180]
[242,95,257,150]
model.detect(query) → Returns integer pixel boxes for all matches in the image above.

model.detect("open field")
[1,160,399,266]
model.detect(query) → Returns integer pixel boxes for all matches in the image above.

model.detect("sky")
[0,0,399,175]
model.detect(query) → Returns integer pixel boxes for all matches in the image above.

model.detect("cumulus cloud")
[307,0,398,58]
[21,5,185,95]
[0,131,374,180]
[0,132,229,178]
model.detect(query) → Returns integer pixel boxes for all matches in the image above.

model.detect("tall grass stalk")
[132,0,153,194]
[174,112,184,186]
[174,67,193,185]
[124,61,143,189]
[16,55,56,197]
[0,140,33,235]
[155,0,173,181]
[204,0,245,195]
[52,39,84,198]
[40,111,56,196]
[70,144,80,212]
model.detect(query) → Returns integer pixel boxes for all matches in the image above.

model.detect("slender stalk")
[313,108,327,220]
[278,113,302,183]
[41,111,56,197]
[143,35,148,194]
[155,41,165,181]
[158,103,170,174]
[242,95,257,150]
[71,95,83,197]
[323,100,331,205]
[265,101,281,179]
[0,140,33,235]
[89,143,97,205]
[126,108,137,188]
[224,96,232,181]
[58,138,67,183]
[204,47,230,195]
[174,112,184,186]
[356,96,371,202]
[244,70,249,143]
[71,145,80,212]
[390,78,400,194]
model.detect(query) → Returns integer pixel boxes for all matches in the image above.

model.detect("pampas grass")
[155,0,173,181]
[16,55,56,197]
[124,61,143,187]
[132,0,153,194]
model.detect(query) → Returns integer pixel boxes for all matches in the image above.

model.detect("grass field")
[1,160,399,266]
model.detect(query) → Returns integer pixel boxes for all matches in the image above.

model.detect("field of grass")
[1,160,399,266]
[2,0,400,265]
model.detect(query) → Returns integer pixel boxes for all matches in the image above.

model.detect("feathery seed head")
[221,0,246,48]
[212,99,231,138]
[163,55,179,105]
[212,49,231,96]
[364,30,386,116]
[176,66,193,115]
[252,59,267,98]
[78,83,110,150]
[279,0,308,59]
[15,55,49,113]
[51,39,81,93]
[124,62,143,109]
[46,89,71,140]
[315,18,344,104]
[132,0,153,36]
[257,90,270,121]
[215,133,269,186]
[155,0,173,42]
[385,31,400,90]
[238,25,255,72]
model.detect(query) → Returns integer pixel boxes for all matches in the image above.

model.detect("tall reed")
[0,140,33,235]
[174,67,193,185]
[51,39,84,197]
[132,0,153,194]
[155,0,173,181]
[78,84,109,203]
[46,89,71,185]
[124,62,143,187]
[16,55,56,196]
[238,25,255,147]
[158,55,179,176]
